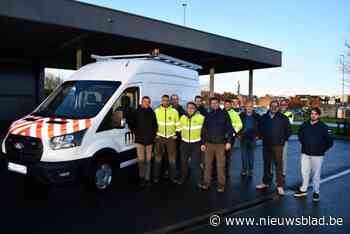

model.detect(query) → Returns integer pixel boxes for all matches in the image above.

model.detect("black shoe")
[313,193,320,202]
[139,178,146,187]
[169,179,179,185]
[153,178,159,184]
[162,171,169,179]
[294,189,308,198]
[177,178,185,185]
[145,180,152,187]
[241,171,247,176]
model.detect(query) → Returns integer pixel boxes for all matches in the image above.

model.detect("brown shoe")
[198,182,209,190]
[217,187,225,193]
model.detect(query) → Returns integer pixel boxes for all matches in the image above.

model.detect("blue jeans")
[240,139,256,173]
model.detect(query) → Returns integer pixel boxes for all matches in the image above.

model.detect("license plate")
[8,162,27,175]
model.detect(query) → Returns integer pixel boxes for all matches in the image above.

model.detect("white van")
[1,52,201,190]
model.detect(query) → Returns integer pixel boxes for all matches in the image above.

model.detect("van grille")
[5,134,43,164]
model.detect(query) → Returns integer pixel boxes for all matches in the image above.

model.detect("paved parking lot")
[0,139,349,233]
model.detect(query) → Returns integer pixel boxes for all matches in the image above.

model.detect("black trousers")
[180,141,201,180]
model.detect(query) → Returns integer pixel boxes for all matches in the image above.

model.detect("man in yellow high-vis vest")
[178,102,205,184]
[153,95,180,184]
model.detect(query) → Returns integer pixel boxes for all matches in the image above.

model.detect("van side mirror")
[111,111,126,128]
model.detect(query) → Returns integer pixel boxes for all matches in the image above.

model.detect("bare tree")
[44,72,63,97]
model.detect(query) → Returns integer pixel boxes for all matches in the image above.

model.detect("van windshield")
[32,81,121,119]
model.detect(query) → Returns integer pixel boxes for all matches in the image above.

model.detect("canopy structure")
[0,0,281,132]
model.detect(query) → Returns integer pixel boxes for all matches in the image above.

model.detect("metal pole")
[340,55,345,103]
[249,69,253,98]
[209,67,215,97]
[76,47,82,69]
[182,3,187,26]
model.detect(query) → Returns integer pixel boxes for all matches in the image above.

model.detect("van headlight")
[49,130,87,150]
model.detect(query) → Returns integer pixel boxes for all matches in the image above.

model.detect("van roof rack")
[91,52,202,70]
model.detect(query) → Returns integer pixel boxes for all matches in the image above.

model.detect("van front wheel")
[93,161,113,191]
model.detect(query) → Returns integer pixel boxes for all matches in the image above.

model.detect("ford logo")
[14,142,24,151]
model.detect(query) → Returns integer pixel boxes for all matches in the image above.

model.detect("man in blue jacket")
[294,107,333,202]
[256,100,292,196]
[199,97,234,193]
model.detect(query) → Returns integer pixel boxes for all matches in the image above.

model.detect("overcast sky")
[49,0,350,96]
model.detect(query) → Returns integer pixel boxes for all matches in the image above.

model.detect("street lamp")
[182,3,187,26]
[340,54,345,104]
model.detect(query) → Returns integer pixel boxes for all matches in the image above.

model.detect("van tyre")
[91,159,114,191]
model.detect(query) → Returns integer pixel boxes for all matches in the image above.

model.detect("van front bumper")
[2,155,91,184]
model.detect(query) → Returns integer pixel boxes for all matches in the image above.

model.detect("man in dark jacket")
[199,97,234,193]
[131,96,158,187]
[171,94,185,177]
[256,100,291,196]
[294,107,333,202]
[238,100,260,177]
[171,94,186,117]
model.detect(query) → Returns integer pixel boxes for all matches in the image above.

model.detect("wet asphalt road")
[0,139,349,234]
[185,173,350,234]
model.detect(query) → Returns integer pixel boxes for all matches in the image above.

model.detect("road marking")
[320,168,350,184]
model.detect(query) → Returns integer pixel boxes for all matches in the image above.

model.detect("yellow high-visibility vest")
[283,111,294,124]
[179,112,205,143]
[155,105,180,138]
[227,109,243,133]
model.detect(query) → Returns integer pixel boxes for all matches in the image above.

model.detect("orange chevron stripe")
[18,127,30,136]
[47,118,54,139]
[9,117,44,133]
[73,119,80,132]
[60,120,67,135]
[35,119,44,139]
[85,119,92,128]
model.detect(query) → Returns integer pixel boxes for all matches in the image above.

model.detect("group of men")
[129,94,333,201]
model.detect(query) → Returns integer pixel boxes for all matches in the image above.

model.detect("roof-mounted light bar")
[91,49,202,70]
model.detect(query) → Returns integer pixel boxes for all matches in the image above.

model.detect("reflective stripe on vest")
[155,106,180,138]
